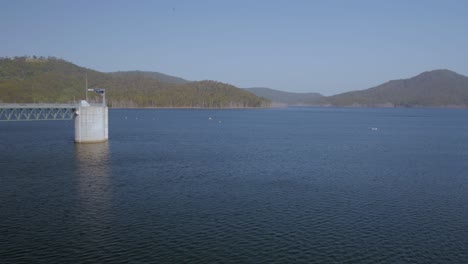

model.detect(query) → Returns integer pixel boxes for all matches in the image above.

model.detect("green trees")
[0,56,270,108]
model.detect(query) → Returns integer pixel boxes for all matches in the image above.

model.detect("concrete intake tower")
[74,100,108,143]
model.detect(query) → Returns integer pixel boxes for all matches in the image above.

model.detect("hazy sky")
[2,0,468,95]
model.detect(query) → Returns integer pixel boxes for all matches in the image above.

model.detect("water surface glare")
[1,108,468,263]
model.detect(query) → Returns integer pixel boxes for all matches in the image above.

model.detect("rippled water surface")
[1,108,468,263]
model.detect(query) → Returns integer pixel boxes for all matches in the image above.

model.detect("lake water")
[1,107,468,263]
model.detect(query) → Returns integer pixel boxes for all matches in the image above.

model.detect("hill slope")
[110,71,189,84]
[0,56,270,108]
[245,87,323,105]
[325,70,468,107]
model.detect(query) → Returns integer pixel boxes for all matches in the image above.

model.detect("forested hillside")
[324,70,468,107]
[4,57,465,108]
[245,87,323,105]
[110,71,189,84]
[0,56,270,108]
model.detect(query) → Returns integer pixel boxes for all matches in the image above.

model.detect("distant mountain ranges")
[1,56,467,108]
[247,69,468,108]
[244,87,323,106]
[324,69,468,107]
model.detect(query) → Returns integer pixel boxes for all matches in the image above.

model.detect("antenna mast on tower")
[85,73,88,102]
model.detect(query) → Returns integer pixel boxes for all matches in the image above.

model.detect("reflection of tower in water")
[76,142,110,178]
[75,142,113,229]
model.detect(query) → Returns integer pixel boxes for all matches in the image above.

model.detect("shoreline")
[109,106,273,110]
[108,105,468,110]
[4,103,467,110]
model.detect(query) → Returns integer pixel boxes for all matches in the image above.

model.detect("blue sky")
[2,0,468,95]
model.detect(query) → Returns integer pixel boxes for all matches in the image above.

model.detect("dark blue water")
[1,107,468,263]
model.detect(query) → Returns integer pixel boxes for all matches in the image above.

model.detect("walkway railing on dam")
[0,103,77,121]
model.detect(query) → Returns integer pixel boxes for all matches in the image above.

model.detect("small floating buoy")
[208,117,212,120]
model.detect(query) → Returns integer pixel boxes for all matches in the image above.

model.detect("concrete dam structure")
[0,89,108,144]
[74,101,108,143]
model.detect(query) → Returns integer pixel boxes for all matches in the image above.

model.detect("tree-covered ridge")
[323,70,468,107]
[105,79,270,108]
[0,56,270,108]
[109,71,189,84]
[244,69,468,108]
[245,87,324,105]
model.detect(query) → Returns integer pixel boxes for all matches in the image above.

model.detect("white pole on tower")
[85,73,88,102]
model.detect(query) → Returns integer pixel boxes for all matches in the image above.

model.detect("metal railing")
[0,104,77,121]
